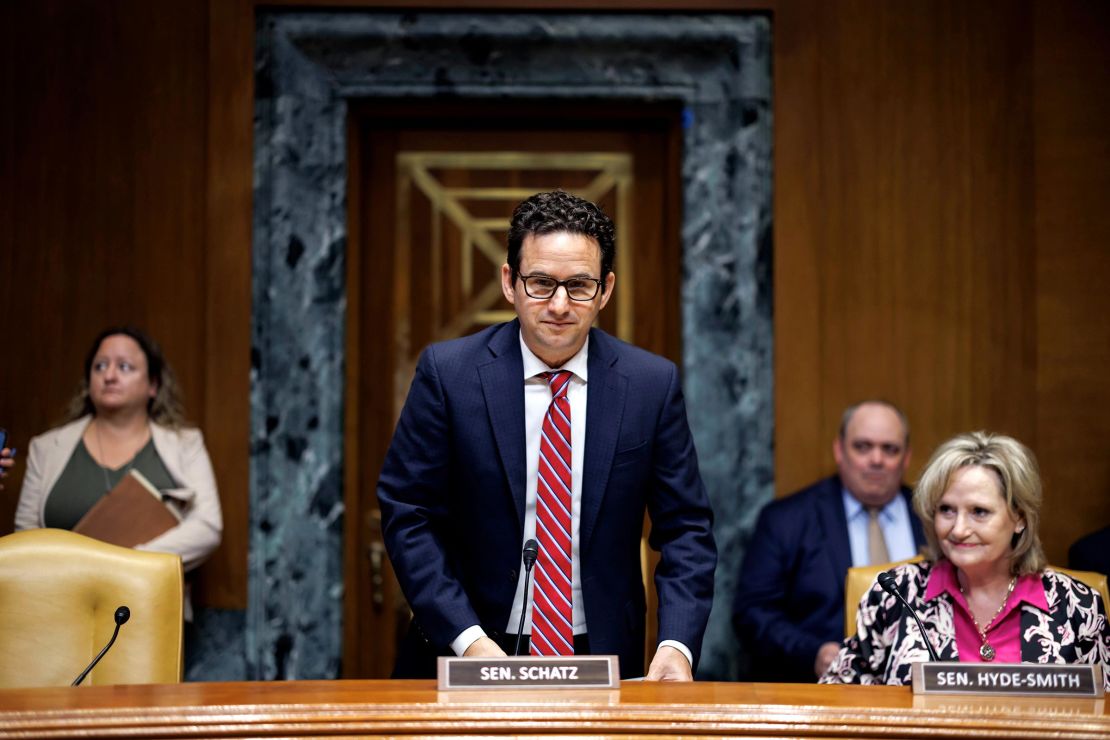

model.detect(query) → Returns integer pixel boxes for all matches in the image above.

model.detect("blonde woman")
[822,432,1109,688]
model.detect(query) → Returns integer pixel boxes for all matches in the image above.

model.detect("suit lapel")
[919,593,960,661]
[580,330,627,551]
[818,479,853,589]
[38,417,93,508]
[1019,574,1055,662]
[478,322,528,528]
[905,488,928,550]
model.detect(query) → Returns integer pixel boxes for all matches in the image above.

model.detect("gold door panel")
[392,151,633,418]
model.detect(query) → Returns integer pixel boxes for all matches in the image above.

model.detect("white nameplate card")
[437,655,619,691]
[912,662,1104,697]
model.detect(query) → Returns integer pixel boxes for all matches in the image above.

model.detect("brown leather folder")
[73,470,182,548]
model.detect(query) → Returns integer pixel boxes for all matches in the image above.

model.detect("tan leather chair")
[843,556,924,638]
[0,529,183,687]
[844,556,1110,639]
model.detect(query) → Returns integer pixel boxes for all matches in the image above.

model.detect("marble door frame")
[249,10,772,680]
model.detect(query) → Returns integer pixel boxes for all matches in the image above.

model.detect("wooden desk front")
[1,680,1107,738]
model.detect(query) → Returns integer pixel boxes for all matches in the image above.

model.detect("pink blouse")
[924,559,1047,663]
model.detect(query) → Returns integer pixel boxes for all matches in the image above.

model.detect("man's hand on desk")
[463,636,507,658]
[814,641,841,678]
[645,645,692,681]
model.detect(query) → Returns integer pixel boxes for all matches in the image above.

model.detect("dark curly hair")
[64,325,187,428]
[507,190,616,292]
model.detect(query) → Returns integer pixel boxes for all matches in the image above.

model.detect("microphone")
[876,572,939,662]
[72,606,130,686]
[513,539,539,656]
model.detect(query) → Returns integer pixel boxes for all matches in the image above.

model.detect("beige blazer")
[15,416,223,574]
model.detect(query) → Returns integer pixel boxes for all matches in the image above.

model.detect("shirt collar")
[924,558,959,602]
[519,332,589,383]
[925,558,1049,612]
[842,488,899,521]
[1013,571,1049,611]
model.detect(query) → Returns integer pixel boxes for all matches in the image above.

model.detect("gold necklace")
[959,576,1017,661]
[93,419,138,494]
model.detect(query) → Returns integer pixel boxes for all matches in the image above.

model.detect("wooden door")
[343,100,681,677]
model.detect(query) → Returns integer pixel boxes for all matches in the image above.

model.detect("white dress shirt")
[507,335,591,637]
[452,333,692,668]
[452,336,588,656]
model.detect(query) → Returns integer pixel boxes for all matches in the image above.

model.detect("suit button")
[509,569,518,582]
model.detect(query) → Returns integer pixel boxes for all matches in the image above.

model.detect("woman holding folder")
[821,432,1109,688]
[14,326,222,619]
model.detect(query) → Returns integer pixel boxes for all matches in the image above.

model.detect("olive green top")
[44,439,176,530]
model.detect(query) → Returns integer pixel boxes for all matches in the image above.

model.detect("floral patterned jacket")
[820,561,1110,689]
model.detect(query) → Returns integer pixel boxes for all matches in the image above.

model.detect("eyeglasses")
[517,273,603,301]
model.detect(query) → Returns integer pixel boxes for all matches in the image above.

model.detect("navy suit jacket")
[732,475,925,682]
[1068,525,1110,576]
[377,320,716,678]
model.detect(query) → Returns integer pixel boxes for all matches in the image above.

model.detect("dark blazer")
[732,475,925,682]
[1069,525,1110,577]
[377,320,716,678]
[821,561,1110,689]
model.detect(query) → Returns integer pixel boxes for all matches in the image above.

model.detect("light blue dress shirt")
[842,488,917,566]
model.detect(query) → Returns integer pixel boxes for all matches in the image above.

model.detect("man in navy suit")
[733,401,925,682]
[377,191,716,680]
[1069,525,1110,577]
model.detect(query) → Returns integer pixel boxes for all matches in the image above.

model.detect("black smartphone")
[0,428,7,451]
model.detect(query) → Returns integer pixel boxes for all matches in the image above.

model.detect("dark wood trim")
[200,0,255,608]
[256,0,774,11]
[2,680,1107,738]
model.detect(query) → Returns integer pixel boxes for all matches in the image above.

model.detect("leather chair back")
[843,556,923,638]
[0,528,183,687]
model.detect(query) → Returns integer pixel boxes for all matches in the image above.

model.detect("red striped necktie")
[530,370,575,656]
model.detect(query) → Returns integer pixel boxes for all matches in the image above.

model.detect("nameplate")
[436,655,619,691]
[912,662,1104,697]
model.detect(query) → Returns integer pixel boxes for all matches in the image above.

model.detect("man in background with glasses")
[378,190,716,681]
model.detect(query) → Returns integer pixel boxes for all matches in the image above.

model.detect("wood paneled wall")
[0,0,249,608]
[773,0,1110,564]
[2,0,1107,613]
[775,0,1037,486]
[1032,1,1110,561]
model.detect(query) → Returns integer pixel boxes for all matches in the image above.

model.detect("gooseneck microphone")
[876,572,939,662]
[72,606,131,686]
[513,539,539,656]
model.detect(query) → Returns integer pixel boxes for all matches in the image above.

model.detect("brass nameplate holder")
[912,662,1104,697]
[437,655,619,691]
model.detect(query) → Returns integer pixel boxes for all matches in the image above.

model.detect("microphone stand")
[514,540,539,656]
[73,606,131,686]
[876,572,940,662]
